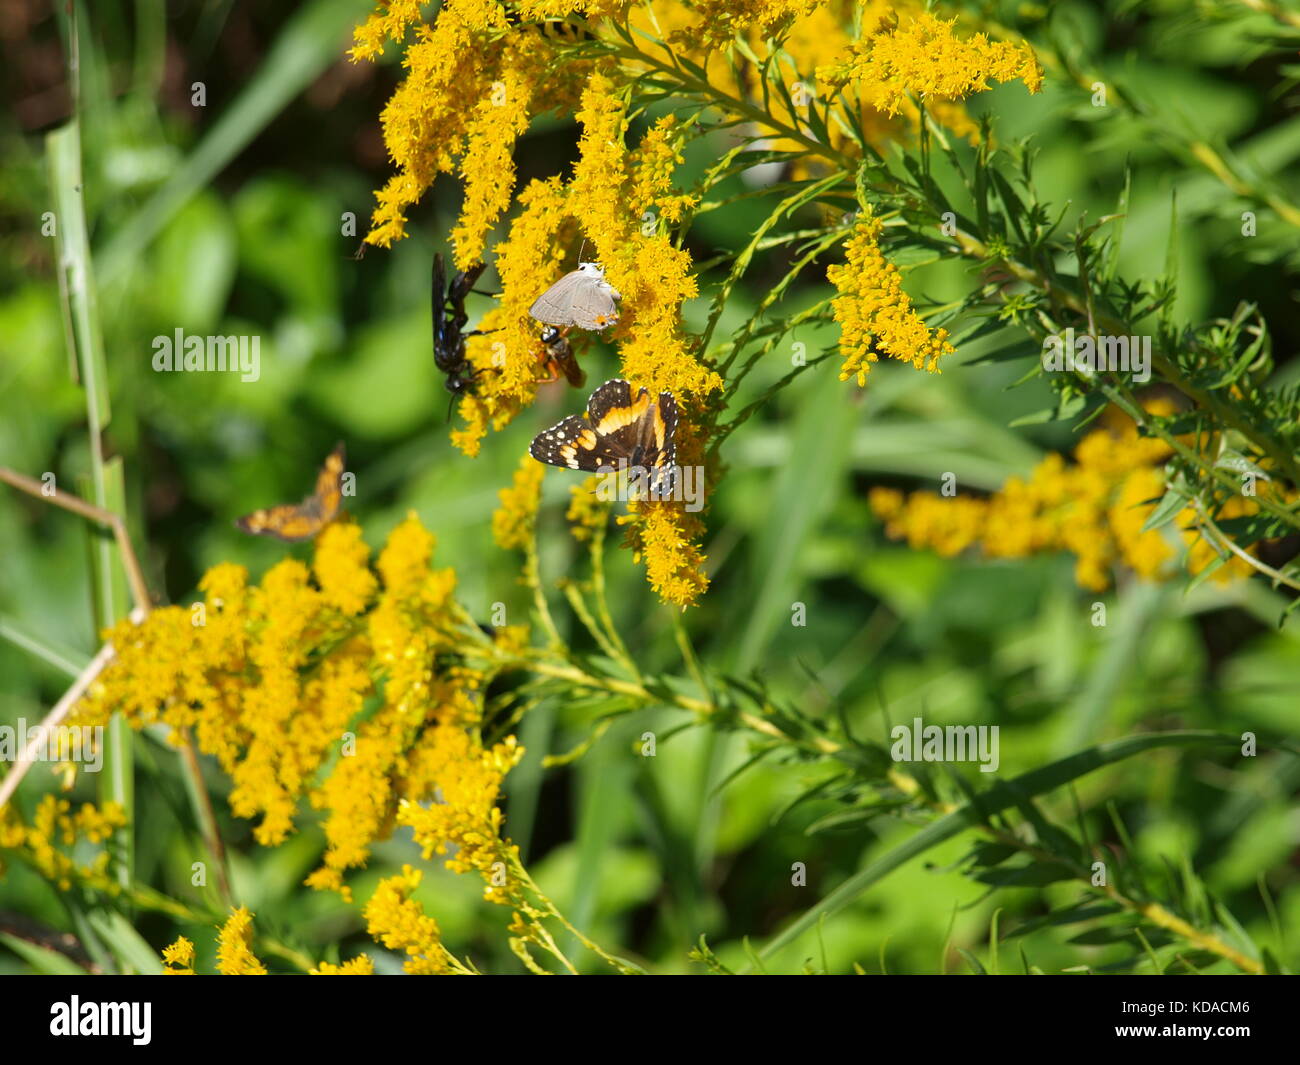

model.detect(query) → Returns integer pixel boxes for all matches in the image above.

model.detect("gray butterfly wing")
[530,270,621,330]
[566,279,620,331]
[529,271,582,326]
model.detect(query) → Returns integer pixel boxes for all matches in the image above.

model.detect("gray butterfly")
[529,262,621,331]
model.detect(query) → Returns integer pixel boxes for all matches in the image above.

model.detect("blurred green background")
[1,0,1297,974]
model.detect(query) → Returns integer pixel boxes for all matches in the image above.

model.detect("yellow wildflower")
[216,907,267,975]
[0,796,126,893]
[822,12,1042,112]
[452,177,578,457]
[566,474,610,542]
[630,115,698,225]
[364,865,456,974]
[350,0,508,247]
[570,71,722,401]
[310,956,375,975]
[621,502,710,609]
[451,34,551,267]
[828,208,954,385]
[674,0,820,48]
[399,727,525,905]
[161,936,196,975]
[865,401,1274,593]
[493,454,545,551]
[313,522,379,616]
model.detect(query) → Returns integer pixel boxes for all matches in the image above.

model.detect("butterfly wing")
[529,270,582,326]
[588,378,660,465]
[566,279,620,331]
[312,443,346,524]
[529,379,680,492]
[234,501,324,542]
[234,443,345,541]
[529,414,606,471]
[641,392,678,494]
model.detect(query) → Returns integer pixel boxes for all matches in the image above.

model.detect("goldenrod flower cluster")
[821,12,1042,116]
[162,912,375,974]
[349,2,1045,611]
[216,906,268,975]
[363,864,459,974]
[310,957,376,975]
[161,936,196,975]
[0,795,126,892]
[566,475,610,543]
[492,454,546,551]
[66,516,524,909]
[869,405,1273,592]
[828,207,954,385]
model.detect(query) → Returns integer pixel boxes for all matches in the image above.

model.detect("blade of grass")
[733,367,858,673]
[564,727,630,967]
[0,932,89,976]
[0,614,88,679]
[1058,580,1172,754]
[48,99,135,891]
[746,730,1253,969]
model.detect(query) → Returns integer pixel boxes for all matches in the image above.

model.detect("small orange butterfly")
[234,443,346,542]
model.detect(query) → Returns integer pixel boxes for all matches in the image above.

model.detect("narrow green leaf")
[0,932,88,976]
[747,731,1245,968]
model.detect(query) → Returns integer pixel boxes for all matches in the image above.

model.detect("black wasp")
[432,253,492,404]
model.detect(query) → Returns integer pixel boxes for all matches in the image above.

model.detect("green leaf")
[0,932,89,975]
[86,912,164,975]
[1140,486,1187,533]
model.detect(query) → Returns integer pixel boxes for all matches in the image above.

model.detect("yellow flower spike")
[629,115,698,224]
[451,33,553,268]
[376,511,438,599]
[161,936,196,975]
[566,474,609,542]
[823,11,1042,111]
[310,956,375,975]
[616,415,714,607]
[492,623,532,656]
[349,1,429,62]
[364,865,457,974]
[493,454,545,552]
[231,559,322,846]
[216,907,268,976]
[621,501,711,609]
[451,179,578,457]
[568,69,634,250]
[313,522,379,616]
[353,0,508,248]
[673,0,821,48]
[1,796,126,893]
[828,207,954,385]
[866,401,1264,593]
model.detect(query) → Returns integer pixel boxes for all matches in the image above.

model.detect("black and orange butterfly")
[529,379,677,493]
[234,443,346,541]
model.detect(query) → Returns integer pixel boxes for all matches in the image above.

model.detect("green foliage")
[1,0,1298,975]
